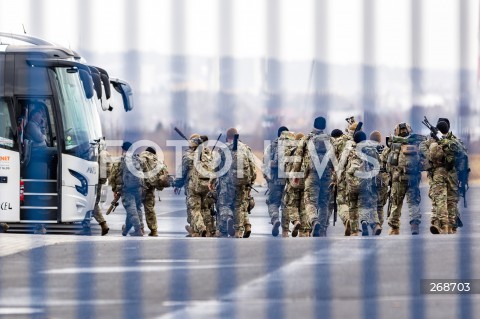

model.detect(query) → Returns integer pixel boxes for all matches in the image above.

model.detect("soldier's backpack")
[230,143,254,186]
[122,154,145,190]
[108,161,122,193]
[388,137,421,175]
[346,143,379,190]
[190,146,214,195]
[139,151,171,191]
[304,132,330,175]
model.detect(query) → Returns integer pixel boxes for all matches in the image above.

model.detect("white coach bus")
[0,33,133,231]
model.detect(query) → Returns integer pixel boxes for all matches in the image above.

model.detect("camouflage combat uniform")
[292,129,333,237]
[332,133,353,233]
[93,145,110,235]
[263,136,287,227]
[374,143,389,226]
[281,132,305,236]
[110,153,145,236]
[175,145,208,236]
[385,135,422,233]
[215,140,256,237]
[420,132,467,233]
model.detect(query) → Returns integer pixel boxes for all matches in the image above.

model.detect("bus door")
[17,98,59,222]
[0,98,20,222]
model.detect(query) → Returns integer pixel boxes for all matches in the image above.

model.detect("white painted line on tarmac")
[138,259,200,263]
[0,307,43,315]
[42,263,259,275]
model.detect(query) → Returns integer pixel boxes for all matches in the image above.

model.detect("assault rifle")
[212,133,222,151]
[386,178,393,218]
[106,192,121,215]
[331,183,338,226]
[421,116,440,141]
[458,166,470,208]
[174,127,188,141]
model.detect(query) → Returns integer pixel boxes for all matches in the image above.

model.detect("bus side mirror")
[91,72,102,100]
[111,78,134,112]
[79,69,94,99]
[100,74,111,100]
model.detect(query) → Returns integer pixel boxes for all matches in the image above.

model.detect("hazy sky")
[0,0,478,70]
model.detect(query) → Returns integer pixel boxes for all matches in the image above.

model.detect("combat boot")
[282,228,289,237]
[291,221,301,237]
[227,218,235,237]
[243,224,252,238]
[200,229,207,237]
[131,228,143,237]
[372,223,382,236]
[361,221,369,236]
[451,227,457,234]
[141,228,145,236]
[344,219,351,236]
[234,230,243,238]
[272,219,281,237]
[311,221,321,237]
[148,229,158,237]
[99,221,109,236]
[430,221,441,234]
[0,223,8,233]
[440,225,449,234]
[350,230,359,236]
[185,225,193,237]
[410,223,419,235]
[388,228,400,235]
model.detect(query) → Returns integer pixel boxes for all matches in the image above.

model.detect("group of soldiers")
[264,116,469,237]
[101,114,469,238]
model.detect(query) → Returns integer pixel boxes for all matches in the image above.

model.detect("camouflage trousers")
[200,193,215,236]
[336,180,350,226]
[266,180,285,224]
[142,188,158,231]
[122,189,143,232]
[93,183,106,224]
[387,176,421,229]
[282,184,307,231]
[186,192,207,234]
[374,172,389,226]
[348,182,376,233]
[304,172,331,233]
[217,181,234,236]
[233,185,249,232]
[429,167,458,228]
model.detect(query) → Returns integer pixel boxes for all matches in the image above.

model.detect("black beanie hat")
[437,118,450,131]
[277,126,289,137]
[146,147,156,154]
[314,116,326,130]
[121,141,132,151]
[436,121,449,134]
[353,131,367,143]
[331,129,343,138]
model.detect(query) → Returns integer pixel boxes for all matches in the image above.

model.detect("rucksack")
[190,146,214,195]
[109,161,122,193]
[139,151,170,191]
[230,143,254,186]
[304,132,330,173]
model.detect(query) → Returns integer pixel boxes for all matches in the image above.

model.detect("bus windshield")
[53,67,100,161]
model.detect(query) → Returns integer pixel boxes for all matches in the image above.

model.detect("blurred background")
[1,0,479,179]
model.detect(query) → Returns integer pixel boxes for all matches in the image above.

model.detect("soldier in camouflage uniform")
[139,147,162,236]
[213,128,257,238]
[369,131,389,233]
[292,117,334,237]
[109,142,144,237]
[331,127,353,235]
[93,138,110,235]
[342,131,380,236]
[384,123,422,235]
[174,135,208,237]
[420,119,468,234]
[282,132,307,237]
[263,126,289,236]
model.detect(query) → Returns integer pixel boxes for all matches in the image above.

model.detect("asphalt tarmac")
[0,185,479,319]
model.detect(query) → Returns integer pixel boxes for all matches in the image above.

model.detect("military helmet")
[295,132,305,140]
[348,122,358,133]
[369,130,382,143]
[394,122,412,137]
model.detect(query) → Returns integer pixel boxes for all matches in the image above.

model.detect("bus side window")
[0,100,15,149]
